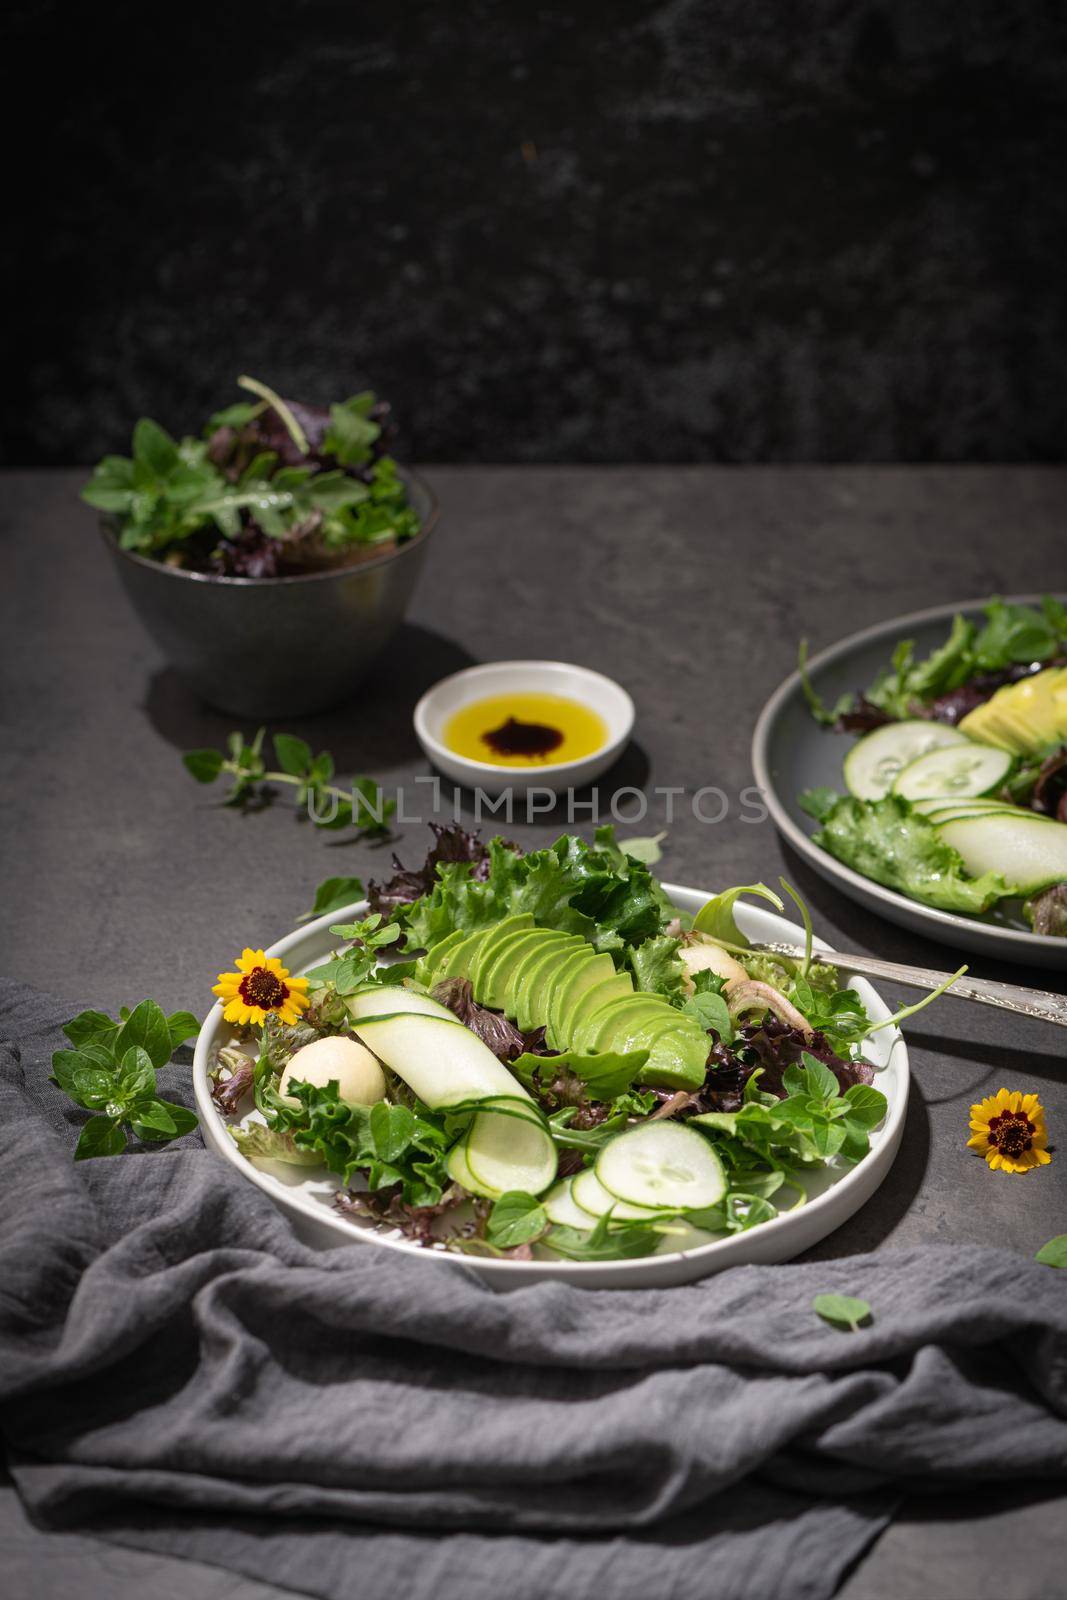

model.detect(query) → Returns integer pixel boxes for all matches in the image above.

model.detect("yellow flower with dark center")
[213,948,309,1028]
[967,1088,1051,1174]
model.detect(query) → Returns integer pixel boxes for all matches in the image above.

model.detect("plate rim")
[752,592,1067,959]
[193,883,909,1281]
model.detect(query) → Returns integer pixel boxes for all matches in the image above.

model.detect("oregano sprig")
[183,729,395,838]
[52,1001,200,1160]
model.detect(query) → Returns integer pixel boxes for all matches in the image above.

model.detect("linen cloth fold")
[2,978,1065,1600]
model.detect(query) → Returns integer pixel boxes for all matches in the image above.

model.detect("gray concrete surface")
[2,466,1066,1599]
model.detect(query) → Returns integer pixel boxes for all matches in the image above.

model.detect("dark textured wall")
[7,1,1067,464]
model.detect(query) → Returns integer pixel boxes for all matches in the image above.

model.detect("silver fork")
[751,942,1067,1029]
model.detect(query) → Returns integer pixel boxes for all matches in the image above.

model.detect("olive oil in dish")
[443,692,608,767]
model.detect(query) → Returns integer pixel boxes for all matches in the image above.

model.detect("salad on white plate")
[206,825,949,1266]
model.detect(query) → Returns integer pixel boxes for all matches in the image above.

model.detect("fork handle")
[757,943,1067,1029]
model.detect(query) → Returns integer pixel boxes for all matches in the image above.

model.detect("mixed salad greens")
[82,375,421,577]
[208,825,931,1264]
[800,597,1067,938]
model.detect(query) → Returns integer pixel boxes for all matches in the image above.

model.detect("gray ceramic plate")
[752,594,1067,971]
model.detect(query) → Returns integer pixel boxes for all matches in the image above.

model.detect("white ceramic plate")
[193,885,908,1289]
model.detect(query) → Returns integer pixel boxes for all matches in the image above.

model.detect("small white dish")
[413,659,635,796]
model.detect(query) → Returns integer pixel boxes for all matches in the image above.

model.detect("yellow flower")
[967,1088,1051,1174]
[213,948,309,1028]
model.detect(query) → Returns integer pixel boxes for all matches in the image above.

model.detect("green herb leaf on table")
[54,1002,199,1161]
[813,1293,872,1332]
[183,748,225,784]
[75,1117,128,1161]
[182,730,394,840]
[1035,1235,1067,1268]
[618,831,667,866]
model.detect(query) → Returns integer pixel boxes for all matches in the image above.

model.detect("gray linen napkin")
[2,979,1065,1600]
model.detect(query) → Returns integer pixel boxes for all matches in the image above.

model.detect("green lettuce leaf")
[402,829,670,958]
[799,791,1008,913]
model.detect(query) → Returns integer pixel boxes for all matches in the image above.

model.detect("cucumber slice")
[843,720,968,800]
[911,797,1018,818]
[446,1140,497,1200]
[893,743,1012,802]
[348,987,535,1109]
[346,985,453,1022]
[463,1109,557,1197]
[542,1178,594,1229]
[923,810,1019,828]
[596,1122,726,1211]
[936,813,1067,896]
[571,1165,668,1221]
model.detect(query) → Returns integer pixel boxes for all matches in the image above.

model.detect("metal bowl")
[100,468,438,718]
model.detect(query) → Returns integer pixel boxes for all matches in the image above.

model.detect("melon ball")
[678,938,747,993]
[279,1035,387,1108]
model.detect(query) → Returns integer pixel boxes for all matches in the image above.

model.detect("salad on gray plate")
[800,595,1067,938]
[208,825,946,1264]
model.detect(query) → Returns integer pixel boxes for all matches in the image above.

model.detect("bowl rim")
[413,658,636,779]
[97,464,438,588]
[192,884,908,1282]
[751,590,1067,958]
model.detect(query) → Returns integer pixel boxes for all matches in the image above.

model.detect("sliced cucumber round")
[911,796,1018,818]
[920,802,1022,826]
[571,1165,668,1221]
[936,813,1067,897]
[446,1140,497,1200]
[542,1178,594,1229]
[893,742,1012,802]
[463,1109,557,1197]
[595,1122,726,1212]
[843,720,968,801]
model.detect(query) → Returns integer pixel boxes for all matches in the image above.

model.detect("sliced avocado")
[958,699,1016,752]
[415,927,467,987]
[479,927,562,1010]
[503,931,578,1027]
[961,668,1064,755]
[467,913,535,995]
[439,929,496,983]
[560,971,634,1047]
[1052,667,1067,738]
[545,947,601,1045]
[642,1022,710,1090]
[1011,673,1061,748]
[578,994,675,1055]
[433,926,493,984]
[514,934,588,1032]
[961,701,1025,754]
